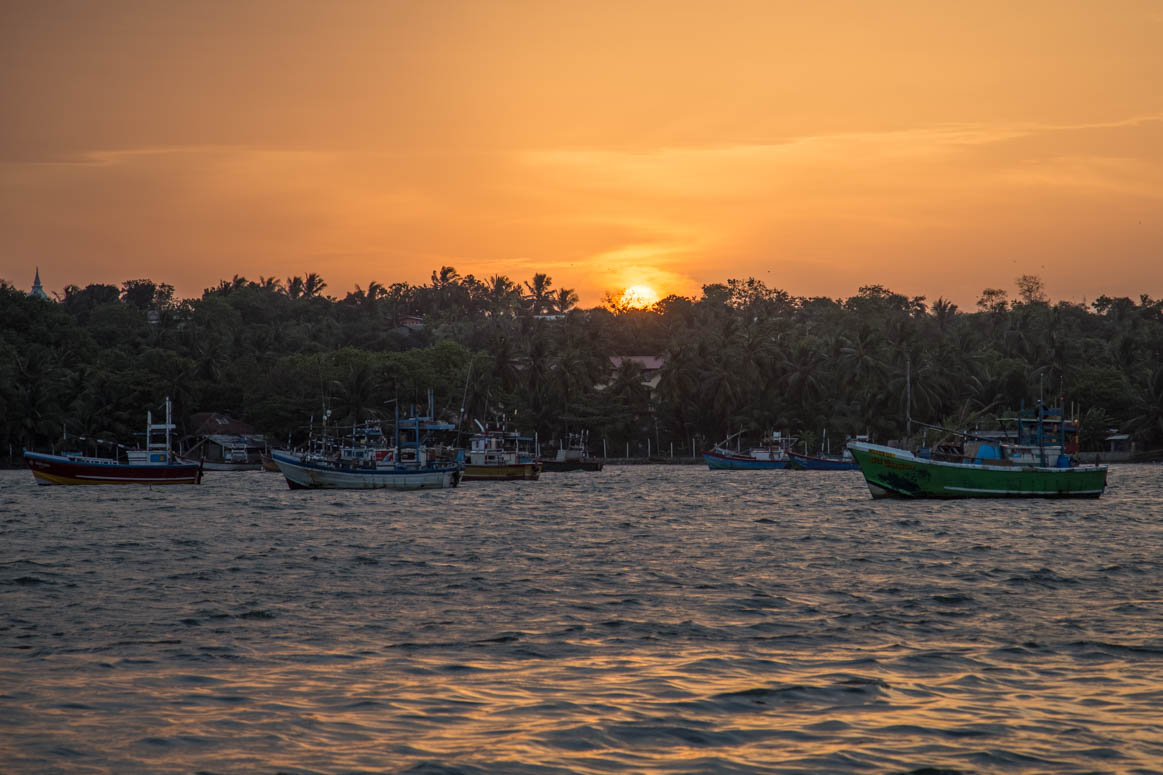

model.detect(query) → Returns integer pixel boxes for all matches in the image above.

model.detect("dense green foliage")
[2,269,1162,460]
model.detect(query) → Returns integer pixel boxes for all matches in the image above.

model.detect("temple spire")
[30,267,49,300]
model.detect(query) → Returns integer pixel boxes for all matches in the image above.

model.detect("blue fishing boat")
[703,431,795,470]
[787,450,860,471]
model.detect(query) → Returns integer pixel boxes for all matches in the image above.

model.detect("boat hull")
[538,459,603,472]
[847,442,1107,499]
[462,462,541,481]
[24,451,203,486]
[787,451,860,471]
[272,451,461,490]
[703,450,790,470]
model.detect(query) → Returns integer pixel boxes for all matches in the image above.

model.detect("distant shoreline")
[4,456,1160,472]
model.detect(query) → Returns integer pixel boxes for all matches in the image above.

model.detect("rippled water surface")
[3,465,1163,774]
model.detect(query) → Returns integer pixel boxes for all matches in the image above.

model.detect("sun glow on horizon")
[1,3,1161,308]
[620,285,659,309]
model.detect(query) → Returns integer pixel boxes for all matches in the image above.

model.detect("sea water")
[2,465,1162,774]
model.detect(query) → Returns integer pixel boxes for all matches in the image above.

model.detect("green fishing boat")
[847,441,1107,498]
[847,404,1107,499]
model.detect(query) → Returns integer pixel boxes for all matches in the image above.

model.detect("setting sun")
[620,285,659,309]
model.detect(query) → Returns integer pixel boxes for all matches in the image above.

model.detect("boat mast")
[457,359,474,449]
[1038,374,1046,466]
[144,398,177,463]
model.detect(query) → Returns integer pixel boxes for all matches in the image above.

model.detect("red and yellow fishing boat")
[24,398,203,486]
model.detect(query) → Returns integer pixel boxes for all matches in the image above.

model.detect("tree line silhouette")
[2,268,1161,460]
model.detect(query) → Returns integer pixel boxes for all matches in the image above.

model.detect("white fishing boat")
[272,450,461,489]
[462,422,540,481]
[538,431,603,472]
[272,416,462,490]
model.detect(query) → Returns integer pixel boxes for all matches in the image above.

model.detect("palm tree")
[604,358,652,444]
[302,273,327,299]
[258,276,284,294]
[931,297,958,335]
[1078,406,1113,452]
[656,339,700,439]
[837,324,886,390]
[1125,364,1163,449]
[484,274,517,315]
[11,348,67,449]
[332,361,381,426]
[781,339,825,429]
[553,287,579,315]
[431,266,461,289]
[524,273,554,315]
[348,281,385,308]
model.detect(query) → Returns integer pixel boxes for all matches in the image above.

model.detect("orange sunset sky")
[2,0,1162,308]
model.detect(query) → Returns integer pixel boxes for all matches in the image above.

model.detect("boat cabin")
[467,429,535,466]
[917,401,1081,468]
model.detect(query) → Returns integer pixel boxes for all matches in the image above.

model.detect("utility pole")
[906,354,913,441]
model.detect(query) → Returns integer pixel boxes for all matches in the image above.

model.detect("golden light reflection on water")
[5,466,1163,773]
[72,644,1147,771]
[8,631,1163,772]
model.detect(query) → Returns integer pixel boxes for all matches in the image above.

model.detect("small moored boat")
[538,431,603,472]
[462,423,540,481]
[704,431,796,470]
[24,398,203,486]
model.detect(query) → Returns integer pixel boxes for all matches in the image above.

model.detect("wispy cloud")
[3,115,1161,305]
